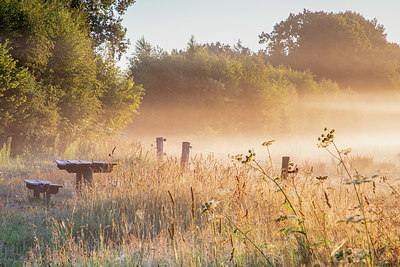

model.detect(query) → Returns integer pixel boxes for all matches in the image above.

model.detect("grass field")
[1,134,400,266]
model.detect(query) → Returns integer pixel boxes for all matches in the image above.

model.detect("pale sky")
[120,0,400,68]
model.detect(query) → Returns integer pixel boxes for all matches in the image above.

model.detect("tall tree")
[0,0,143,153]
[63,0,136,59]
[259,10,400,90]
[0,41,58,150]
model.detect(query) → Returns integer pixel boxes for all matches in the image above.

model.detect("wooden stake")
[281,156,290,179]
[181,142,191,167]
[156,137,164,160]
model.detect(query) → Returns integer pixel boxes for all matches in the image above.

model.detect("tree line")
[1,4,400,153]
[259,10,400,90]
[127,10,400,136]
[127,37,339,136]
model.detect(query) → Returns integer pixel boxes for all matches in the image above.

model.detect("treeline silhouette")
[127,37,340,136]
[1,4,400,153]
[259,10,400,91]
[127,10,400,136]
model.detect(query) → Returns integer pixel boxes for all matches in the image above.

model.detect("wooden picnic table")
[55,160,117,192]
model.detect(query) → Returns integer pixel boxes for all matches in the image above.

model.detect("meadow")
[2,2,400,266]
[0,131,400,266]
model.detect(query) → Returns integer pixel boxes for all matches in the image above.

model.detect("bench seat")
[24,179,63,205]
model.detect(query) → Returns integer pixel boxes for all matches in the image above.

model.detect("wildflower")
[201,200,219,214]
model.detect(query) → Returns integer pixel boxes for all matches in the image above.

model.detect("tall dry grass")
[1,138,400,265]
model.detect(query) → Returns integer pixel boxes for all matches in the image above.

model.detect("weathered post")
[181,142,191,167]
[76,171,83,193]
[83,169,93,185]
[281,156,290,179]
[156,137,164,160]
[76,169,93,194]
[33,189,40,199]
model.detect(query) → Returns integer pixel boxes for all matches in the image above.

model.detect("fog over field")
[3,2,400,265]
[128,92,400,164]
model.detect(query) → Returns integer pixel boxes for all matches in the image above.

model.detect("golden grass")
[1,140,400,266]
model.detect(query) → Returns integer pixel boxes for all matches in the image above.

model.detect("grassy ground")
[1,137,400,266]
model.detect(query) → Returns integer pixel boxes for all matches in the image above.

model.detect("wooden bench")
[24,180,63,205]
[55,160,116,194]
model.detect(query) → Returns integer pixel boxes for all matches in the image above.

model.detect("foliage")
[259,10,400,90]
[0,0,143,153]
[62,0,136,59]
[96,55,144,134]
[128,38,339,135]
[235,143,314,264]
[0,41,58,149]
[318,128,377,265]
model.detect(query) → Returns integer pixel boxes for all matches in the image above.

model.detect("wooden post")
[76,172,83,193]
[33,189,40,199]
[181,142,191,167]
[156,137,164,160]
[83,169,93,186]
[281,156,290,179]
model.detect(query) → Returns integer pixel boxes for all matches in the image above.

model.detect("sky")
[119,0,400,68]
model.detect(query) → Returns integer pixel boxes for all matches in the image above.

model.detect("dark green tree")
[63,0,136,59]
[0,0,143,153]
[0,41,59,150]
[259,10,400,90]
[0,0,102,133]
[96,55,144,134]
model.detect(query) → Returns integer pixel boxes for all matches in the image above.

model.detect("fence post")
[181,142,191,167]
[156,137,164,160]
[281,156,290,179]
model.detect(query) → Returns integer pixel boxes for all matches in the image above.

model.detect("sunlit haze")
[115,0,400,165]
[121,0,400,67]
[3,1,400,264]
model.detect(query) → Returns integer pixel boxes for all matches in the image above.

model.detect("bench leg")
[76,172,83,193]
[76,170,93,196]
[83,170,93,187]
[33,189,40,199]
[45,192,51,206]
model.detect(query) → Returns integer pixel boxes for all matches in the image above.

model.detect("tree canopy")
[0,41,58,143]
[259,10,400,90]
[0,0,143,153]
[62,0,136,59]
[3,3,400,153]
[127,38,339,136]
